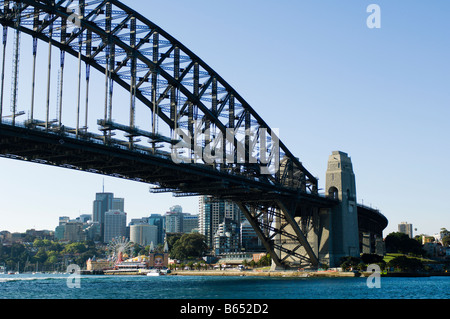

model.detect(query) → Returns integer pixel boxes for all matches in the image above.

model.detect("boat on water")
[146,269,163,276]
[146,269,171,276]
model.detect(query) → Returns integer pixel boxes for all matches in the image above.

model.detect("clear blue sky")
[1,1,449,237]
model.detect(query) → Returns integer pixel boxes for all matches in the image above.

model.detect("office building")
[148,214,166,245]
[165,209,198,235]
[183,214,199,233]
[240,221,263,252]
[64,221,86,242]
[93,192,126,242]
[93,192,113,238]
[104,210,127,243]
[112,198,125,212]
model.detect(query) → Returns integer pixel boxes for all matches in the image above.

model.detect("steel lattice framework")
[0,0,340,268]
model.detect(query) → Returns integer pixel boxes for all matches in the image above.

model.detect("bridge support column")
[325,151,360,267]
[317,207,332,266]
[362,232,372,254]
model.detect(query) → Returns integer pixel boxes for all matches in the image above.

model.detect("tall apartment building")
[199,196,243,249]
[213,219,240,255]
[165,211,184,233]
[398,222,413,238]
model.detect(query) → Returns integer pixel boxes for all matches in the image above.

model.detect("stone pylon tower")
[325,151,360,266]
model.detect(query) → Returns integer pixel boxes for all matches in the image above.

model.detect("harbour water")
[0,273,449,299]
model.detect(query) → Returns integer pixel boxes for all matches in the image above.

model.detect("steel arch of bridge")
[0,0,327,268]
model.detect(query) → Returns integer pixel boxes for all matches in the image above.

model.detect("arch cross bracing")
[0,0,329,268]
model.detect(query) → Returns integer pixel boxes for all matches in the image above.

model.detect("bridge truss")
[0,0,332,268]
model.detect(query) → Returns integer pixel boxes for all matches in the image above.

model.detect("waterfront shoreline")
[170,270,359,278]
[81,269,450,278]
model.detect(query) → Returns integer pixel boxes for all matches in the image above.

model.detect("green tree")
[257,254,271,267]
[33,247,48,264]
[340,256,361,271]
[46,254,58,266]
[167,233,183,251]
[385,232,425,256]
[442,236,450,247]
[170,233,208,260]
[63,242,87,254]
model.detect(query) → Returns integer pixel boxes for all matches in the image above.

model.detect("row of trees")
[340,254,428,273]
[0,239,104,272]
[1,233,267,271]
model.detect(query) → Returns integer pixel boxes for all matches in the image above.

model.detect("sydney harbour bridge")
[0,0,387,268]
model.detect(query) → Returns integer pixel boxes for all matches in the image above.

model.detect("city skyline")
[1,0,449,237]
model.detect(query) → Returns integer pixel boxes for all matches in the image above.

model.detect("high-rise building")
[240,221,263,252]
[398,222,413,238]
[165,208,198,235]
[93,192,113,238]
[112,198,125,212]
[104,210,127,243]
[59,216,70,225]
[165,211,184,233]
[148,214,165,245]
[93,192,126,242]
[183,214,199,233]
[199,196,242,249]
[214,219,240,255]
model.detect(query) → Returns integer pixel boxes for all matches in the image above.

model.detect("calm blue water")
[0,273,449,299]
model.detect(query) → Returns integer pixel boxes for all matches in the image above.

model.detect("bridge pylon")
[324,151,360,266]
